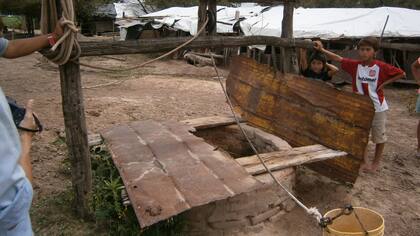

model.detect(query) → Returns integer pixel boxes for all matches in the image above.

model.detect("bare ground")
[0,52,419,236]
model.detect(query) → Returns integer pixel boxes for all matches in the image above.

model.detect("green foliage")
[0,0,40,17]
[0,16,24,28]
[90,145,185,236]
[74,0,114,22]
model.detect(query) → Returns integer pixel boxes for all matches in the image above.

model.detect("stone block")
[281,199,297,212]
[269,209,287,222]
[209,219,250,230]
[249,206,281,225]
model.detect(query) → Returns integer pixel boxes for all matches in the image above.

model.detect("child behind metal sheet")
[299,46,339,82]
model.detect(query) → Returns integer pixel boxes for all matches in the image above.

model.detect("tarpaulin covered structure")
[138,5,265,35]
[241,6,420,39]
[134,5,420,39]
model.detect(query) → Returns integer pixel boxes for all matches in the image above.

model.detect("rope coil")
[41,0,80,65]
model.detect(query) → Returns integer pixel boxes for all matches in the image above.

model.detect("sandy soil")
[0,52,419,236]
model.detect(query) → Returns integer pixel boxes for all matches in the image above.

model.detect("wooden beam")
[59,60,92,218]
[73,36,315,57]
[381,42,420,52]
[236,145,347,176]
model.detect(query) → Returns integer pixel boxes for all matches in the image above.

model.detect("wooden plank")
[236,145,347,175]
[163,121,262,194]
[63,36,315,57]
[101,125,190,228]
[381,42,420,52]
[101,121,263,227]
[129,121,235,207]
[226,56,375,183]
[181,116,243,130]
[59,59,92,218]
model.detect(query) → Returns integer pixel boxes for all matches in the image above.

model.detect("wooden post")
[208,0,217,36]
[59,60,92,219]
[197,0,208,36]
[53,0,91,219]
[281,0,299,73]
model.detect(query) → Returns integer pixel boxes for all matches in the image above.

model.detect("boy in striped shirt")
[314,37,405,172]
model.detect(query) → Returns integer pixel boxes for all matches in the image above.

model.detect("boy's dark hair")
[309,52,327,65]
[358,37,379,51]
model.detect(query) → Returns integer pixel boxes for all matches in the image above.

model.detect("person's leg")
[367,111,387,172]
[0,179,33,236]
[371,143,385,171]
[360,145,371,171]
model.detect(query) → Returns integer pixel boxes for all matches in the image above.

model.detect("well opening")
[192,123,291,159]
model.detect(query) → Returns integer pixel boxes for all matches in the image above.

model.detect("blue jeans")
[0,178,33,236]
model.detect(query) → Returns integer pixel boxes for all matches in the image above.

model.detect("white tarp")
[241,6,420,39]
[141,5,265,35]
[114,0,149,19]
[118,4,420,39]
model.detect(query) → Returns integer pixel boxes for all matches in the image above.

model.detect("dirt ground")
[0,52,419,236]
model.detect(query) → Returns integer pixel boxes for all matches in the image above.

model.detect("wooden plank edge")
[180,116,245,131]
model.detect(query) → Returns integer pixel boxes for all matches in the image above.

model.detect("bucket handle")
[319,205,369,236]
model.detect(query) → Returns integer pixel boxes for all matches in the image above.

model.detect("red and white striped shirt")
[341,58,404,112]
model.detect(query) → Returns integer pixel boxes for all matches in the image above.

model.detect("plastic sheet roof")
[134,5,420,39]
[114,0,150,19]
[241,6,420,39]
[140,6,265,34]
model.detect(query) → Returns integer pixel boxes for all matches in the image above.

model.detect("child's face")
[358,46,376,62]
[310,60,324,73]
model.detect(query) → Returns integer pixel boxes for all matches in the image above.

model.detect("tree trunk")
[281,0,299,74]
[208,0,217,36]
[59,60,92,219]
[197,0,208,36]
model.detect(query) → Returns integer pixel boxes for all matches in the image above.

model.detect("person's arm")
[3,22,63,59]
[18,100,37,183]
[299,48,309,72]
[377,72,406,91]
[411,58,420,85]
[314,41,343,63]
[326,63,339,77]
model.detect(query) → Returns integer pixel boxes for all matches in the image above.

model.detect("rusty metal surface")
[226,56,375,183]
[101,120,261,228]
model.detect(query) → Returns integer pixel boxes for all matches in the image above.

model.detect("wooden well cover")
[101,120,262,228]
[226,56,375,183]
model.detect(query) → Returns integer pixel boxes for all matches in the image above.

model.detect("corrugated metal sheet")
[226,56,375,183]
[101,120,262,228]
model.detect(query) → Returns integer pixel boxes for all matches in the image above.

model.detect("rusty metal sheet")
[226,56,375,183]
[101,120,261,228]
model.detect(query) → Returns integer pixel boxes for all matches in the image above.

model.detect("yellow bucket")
[323,207,384,236]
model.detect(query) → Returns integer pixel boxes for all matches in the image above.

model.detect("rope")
[209,54,323,224]
[41,0,80,65]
